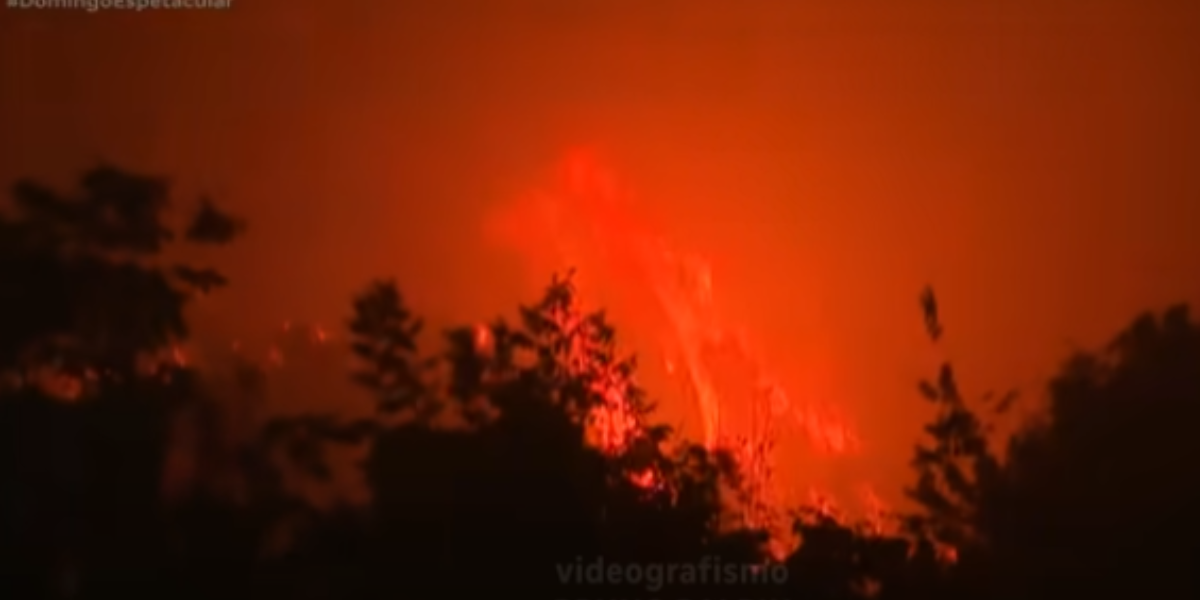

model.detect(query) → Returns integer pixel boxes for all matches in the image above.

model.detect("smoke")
[486,149,878,526]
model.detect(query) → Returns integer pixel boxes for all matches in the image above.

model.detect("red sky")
[3,0,1199,504]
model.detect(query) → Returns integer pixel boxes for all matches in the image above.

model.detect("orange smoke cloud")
[486,149,865,530]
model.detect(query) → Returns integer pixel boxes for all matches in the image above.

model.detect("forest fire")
[489,150,865,536]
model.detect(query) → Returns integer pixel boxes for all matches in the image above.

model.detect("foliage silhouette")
[990,304,1200,597]
[287,271,772,598]
[0,166,272,599]
[6,166,1198,600]
[907,290,1200,599]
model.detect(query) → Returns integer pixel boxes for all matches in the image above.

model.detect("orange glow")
[472,323,493,355]
[266,346,284,367]
[491,150,865,531]
[311,324,329,344]
[7,0,1199,535]
[541,285,644,455]
[859,484,892,536]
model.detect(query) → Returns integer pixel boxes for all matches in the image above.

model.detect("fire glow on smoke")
[487,149,875,537]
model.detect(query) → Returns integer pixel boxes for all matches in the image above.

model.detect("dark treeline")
[1,167,1197,599]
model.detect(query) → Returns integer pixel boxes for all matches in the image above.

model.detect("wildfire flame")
[488,149,862,538]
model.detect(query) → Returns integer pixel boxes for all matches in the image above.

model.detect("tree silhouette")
[905,289,1200,599]
[0,167,970,600]
[347,280,430,418]
[906,287,1003,550]
[0,166,284,599]
[0,164,776,599]
[280,270,770,599]
[989,303,1200,597]
[13,166,1199,600]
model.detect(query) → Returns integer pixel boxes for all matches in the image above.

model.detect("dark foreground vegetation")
[2,167,1197,599]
